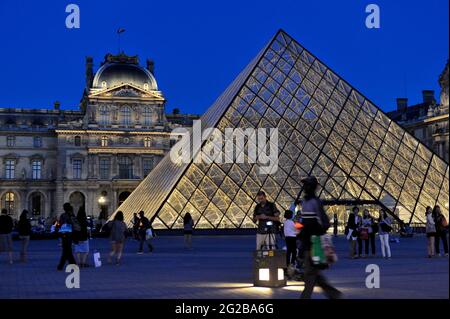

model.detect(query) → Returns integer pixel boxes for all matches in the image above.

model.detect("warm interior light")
[278,268,284,280]
[259,268,270,281]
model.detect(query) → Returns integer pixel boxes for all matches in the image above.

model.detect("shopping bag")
[145,228,154,240]
[311,235,327,268]
[321,234,338,264]
[93,251,102,268]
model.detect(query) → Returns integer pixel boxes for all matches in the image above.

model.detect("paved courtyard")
[0,234,448,299]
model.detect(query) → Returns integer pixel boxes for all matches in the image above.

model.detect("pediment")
[89,83,164,101]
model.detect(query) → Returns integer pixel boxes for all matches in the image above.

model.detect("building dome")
[92,53,158,91]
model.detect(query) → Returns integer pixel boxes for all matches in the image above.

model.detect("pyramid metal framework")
[117,30,449,229]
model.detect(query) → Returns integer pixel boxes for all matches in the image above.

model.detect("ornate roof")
[92,53,158,91]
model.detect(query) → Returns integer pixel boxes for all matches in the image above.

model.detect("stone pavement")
[0,234,448,299]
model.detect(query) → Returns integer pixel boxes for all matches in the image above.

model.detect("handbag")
[145,228,154,240]
[311,235,327,269]
[359,227,369,240]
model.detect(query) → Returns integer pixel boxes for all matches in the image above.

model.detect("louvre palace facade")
[0,53,197,220]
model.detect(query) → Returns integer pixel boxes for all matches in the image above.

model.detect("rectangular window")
[101,136,108,147]
[144,136,152,147]
[118,157,133,179]
[32,160,42,180]
[33,136,42,148]
[5,160,15,179]
[99,158,110,179]
[73,159,82,179]
[143,158,153,177]
[6,136,15,147]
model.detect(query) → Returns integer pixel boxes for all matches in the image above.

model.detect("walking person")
[283,210,299,267]
[299,176,342,299]
[362,209,376,257]
[333,213,338,237]
[18,210,32,263]
[346,207,361,259]
[57,203,77,270]
[432,205,448,257]
[137,211,154,254]
[183,213,194,249]
[425,206,436,258]
[108,211,127,265]
[131,213,140,240]
[252,191,280,250]
[73,207,90,267]
[0,208,14,264]
[378,209,392,259]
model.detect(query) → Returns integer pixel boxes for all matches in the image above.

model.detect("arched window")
[101,136,108,147]
[120,106,132,126]
[144,136,152,147]
[142,107,153,126]
[98,105,110,125]
[1,192,15,215]
[143,83,149,91]
[101,81,107,88]
[74,136,81,146]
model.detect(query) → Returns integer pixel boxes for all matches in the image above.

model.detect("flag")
[117,28,125,34]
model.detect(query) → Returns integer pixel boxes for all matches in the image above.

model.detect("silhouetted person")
[137,211,154,253]
[18,210,32,262]
[0,208,14,264]
[253,191,280,250]
[57,203,77,270]
[183,213,194,249]
[108,211,127,265]
[433,205,448,257]
[299,176,342,299]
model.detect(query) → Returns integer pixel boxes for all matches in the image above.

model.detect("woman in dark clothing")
[362,209,376,257]
[57,203,77,271]
[18,210,32,262]
[433,205,449,257]
[299,176,342,299]
[183,213,194,249]
[347,207,362,258]
[74,207,89,267]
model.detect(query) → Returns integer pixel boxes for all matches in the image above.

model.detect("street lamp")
[98,196,106,205]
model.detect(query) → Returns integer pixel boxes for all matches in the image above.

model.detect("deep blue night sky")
[0,0,448,114]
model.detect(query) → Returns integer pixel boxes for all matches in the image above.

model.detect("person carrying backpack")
[299,176,342,299]
[433,205,448,257]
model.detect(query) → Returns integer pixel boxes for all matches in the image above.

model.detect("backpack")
[437,214,448,231]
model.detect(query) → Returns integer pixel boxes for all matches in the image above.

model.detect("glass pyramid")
[117,30,449,229]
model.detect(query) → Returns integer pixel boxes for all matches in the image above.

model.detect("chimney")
[422,90,435,104]
[54,101,61,110]
[85,56,93,88]
[146,59,155,74]
[396,98,408,111]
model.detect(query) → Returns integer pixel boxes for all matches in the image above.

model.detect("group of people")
[346,207,393,259]
[0,208,32,264]
[425,205,449,257]
[253,178,342,299]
